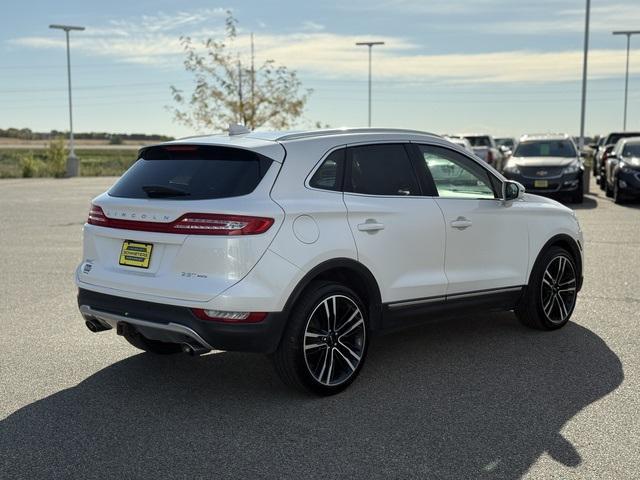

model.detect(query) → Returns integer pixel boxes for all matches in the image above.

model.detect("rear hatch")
[77,143,284,303]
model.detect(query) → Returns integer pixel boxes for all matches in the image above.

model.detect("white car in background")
[444,135,474,154]
[77,127,584,396]
[456,133,506,172]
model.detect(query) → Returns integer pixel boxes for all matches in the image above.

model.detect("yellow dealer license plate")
[119,240,153,268]
[534,179,549,188]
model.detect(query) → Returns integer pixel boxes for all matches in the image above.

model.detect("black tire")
[122,324,183,354]
[272,281,369,396]
[598,173,606,191]
[570,179,583,204]
[613,178,626,204]
[516,246,578,330]
[605,179,613,197]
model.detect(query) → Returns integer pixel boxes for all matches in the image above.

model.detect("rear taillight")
[172,214,273,235]
[87,204,273,235]
[487,150,494,164]
[191,309,267,323]
[88,204,108,225]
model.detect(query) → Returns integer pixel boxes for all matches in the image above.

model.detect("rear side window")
[309,148,345,191]
[109,145,273,200]
[346,144,420,196]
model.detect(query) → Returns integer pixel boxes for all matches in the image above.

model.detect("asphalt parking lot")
[0,177,638,479]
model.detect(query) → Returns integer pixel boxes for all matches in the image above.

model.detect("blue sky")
[2,0,640,138]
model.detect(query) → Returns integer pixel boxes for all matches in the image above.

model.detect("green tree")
[46,136,67,177]
[168,12,311,132]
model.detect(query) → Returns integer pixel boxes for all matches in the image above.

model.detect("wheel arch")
[281,258,383,331]
[531,233,583,291]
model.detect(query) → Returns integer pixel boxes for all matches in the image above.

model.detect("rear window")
[514,140,577,158]
[109,145,273,200]
[465,136,491,147]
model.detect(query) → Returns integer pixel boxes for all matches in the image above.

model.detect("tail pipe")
[84,317,111,333]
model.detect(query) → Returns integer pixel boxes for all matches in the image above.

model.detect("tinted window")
[309,148,344,191]
[346,144,420,196]
[514,140,577,158]
[418,145,497,199]
[109,146,273,200]
[465,136,491,147]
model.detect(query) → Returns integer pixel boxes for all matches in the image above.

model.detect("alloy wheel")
[540,255,577,324]
[303,295,366,386]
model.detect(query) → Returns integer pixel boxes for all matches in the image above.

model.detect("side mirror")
[503,180,525,201]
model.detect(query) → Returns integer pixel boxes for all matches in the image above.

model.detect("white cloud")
[477,2,640,34]
[300,21,325,32]
[8,7,640,83]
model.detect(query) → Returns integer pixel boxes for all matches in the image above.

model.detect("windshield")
[109,145,273,200]
[465,136,491,147]
[622,144,640,157]
[514,140,577,158]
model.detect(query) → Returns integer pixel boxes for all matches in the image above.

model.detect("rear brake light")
[87,204,273,235]
[191,309,267,323]
[487,150,494,163]
[163,145,199,152]
[88,204,108,224]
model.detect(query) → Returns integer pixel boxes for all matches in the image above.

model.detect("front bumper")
[78,288,288,354]
[503,170,582,194]
[617,169,640,196]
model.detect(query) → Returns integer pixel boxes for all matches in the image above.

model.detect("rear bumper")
[78,288,288,354]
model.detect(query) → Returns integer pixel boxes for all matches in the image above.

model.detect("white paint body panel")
[76,129,583,314]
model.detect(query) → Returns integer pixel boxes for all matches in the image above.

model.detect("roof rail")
[275,128,439,141]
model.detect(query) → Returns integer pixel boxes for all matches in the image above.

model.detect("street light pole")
[49,24,85,177]
[356,41,385,127]
[578,0,590,152]
[612,30,640,131]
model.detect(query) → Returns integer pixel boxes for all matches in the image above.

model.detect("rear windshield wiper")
[141,185,190,197]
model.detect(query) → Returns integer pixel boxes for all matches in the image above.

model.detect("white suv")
[77,128,584,395]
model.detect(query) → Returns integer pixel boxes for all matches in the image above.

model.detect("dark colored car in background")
[604,137,640,204]
[503,134,584,203]
[595,131,640,181]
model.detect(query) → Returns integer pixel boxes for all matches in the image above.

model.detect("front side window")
[346,144,420,196]
[514,140,577,158]
[417,145,497,199]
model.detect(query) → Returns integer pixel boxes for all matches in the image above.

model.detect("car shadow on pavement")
[0,312,623,479]
[570,195,598,210]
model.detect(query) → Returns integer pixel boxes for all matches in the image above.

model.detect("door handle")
[357,220,385,232]
[450,217,472,230]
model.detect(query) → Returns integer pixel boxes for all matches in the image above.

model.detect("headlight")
[563,160,581,174]
[620,164,633,174]
[503,163,520,174]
